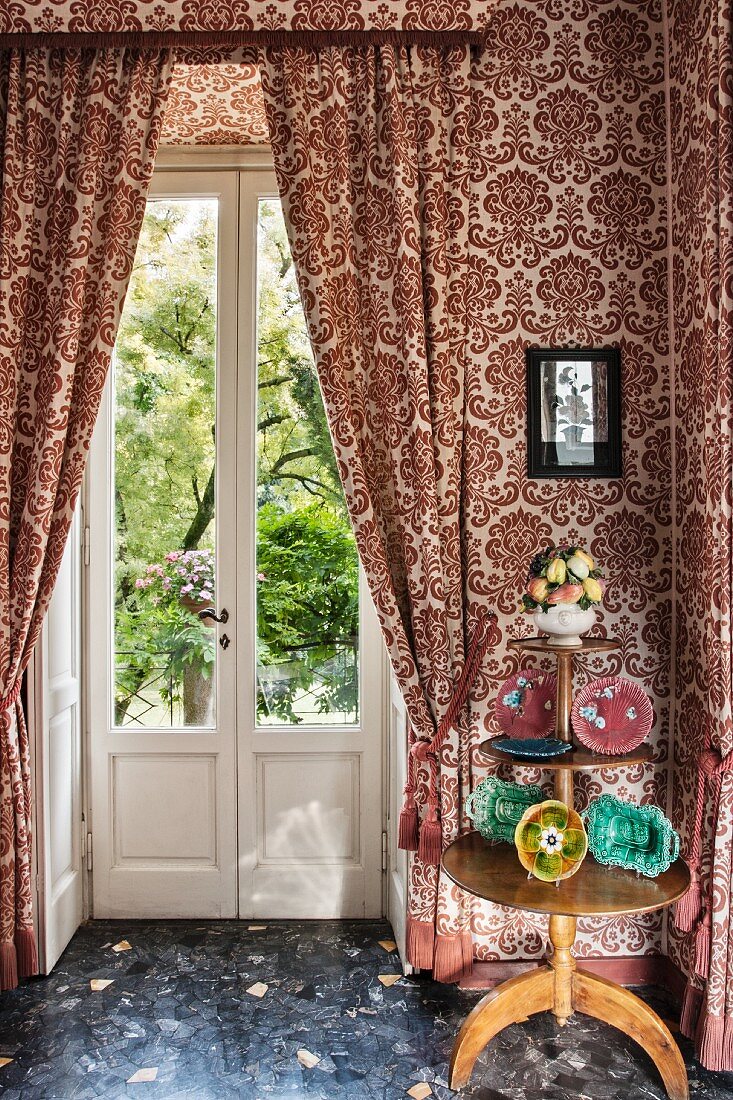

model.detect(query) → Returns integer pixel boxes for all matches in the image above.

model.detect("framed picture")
[526,348,622,478]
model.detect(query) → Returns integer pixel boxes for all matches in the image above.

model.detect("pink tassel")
[398,793,419,852]
[461,928,474,974]
[406,915,435,970]
[0,942,18,991]
[698,1013,731,1072]
[433,933,468,983]
[680,982,703,1039]
[694,916,711,979]
[675,874,702,932]
[417,808,442,868]
[15,926,37,979]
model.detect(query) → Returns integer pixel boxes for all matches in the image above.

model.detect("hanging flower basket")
[136,549,215,627]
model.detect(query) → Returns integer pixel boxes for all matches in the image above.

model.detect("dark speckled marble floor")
[0,921,732,1099]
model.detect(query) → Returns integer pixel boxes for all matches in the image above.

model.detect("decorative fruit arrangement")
[521,545,605,614]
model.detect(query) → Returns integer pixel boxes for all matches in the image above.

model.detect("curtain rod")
[0,29,485,52]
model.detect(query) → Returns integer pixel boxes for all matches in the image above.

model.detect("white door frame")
[83,153,390,921]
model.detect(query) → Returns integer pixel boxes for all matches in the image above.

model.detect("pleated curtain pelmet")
[259,41,496,980]
[0,45,173,990]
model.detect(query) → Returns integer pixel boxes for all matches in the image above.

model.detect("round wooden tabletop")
[508,636,620,655]
[479,739,655,772]
[442,832,690,918]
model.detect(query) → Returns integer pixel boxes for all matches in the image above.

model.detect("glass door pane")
[255,200,359,726]
[112,198,218,729]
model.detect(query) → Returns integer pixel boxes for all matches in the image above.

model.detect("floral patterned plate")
[515,799,588,883]
[582,794,680,878]
[494,669,557,739]
[571,676,654,754]
[492,737,573,759]
[465,777,544,844]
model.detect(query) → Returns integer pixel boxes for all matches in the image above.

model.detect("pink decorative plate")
[571,676,654,755]
[494,669,557,739]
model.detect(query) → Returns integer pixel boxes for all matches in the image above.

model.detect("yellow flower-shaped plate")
[514,799,588,883]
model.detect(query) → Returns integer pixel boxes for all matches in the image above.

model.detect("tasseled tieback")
[676,747,733,947]
[398,609,496,868]
[0,680,21,713]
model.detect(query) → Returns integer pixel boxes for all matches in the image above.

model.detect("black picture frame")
[526,348,622,479]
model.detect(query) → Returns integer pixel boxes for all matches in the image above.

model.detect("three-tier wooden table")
[442,637,690,1100]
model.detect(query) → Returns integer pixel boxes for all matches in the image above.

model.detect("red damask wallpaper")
[158,1,672,962]
[163,61,267,145]
[457,0,669,963]
[460,0,670,962]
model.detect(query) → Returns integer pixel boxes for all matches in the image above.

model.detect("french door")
[87,168,384,920]
[31,510,84,970]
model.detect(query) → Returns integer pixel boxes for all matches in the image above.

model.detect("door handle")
[198,607,229,624]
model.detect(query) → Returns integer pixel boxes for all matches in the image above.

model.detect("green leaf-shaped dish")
[465,777,544,844]
[582,794,680,878]
[514,799,588,883]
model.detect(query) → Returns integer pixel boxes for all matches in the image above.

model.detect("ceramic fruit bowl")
[494,669,557,739]
[514,799,588,883]
[465,777,544,844]
[582,794,680,877]
[533,603,596,647]
[571,676,653,755]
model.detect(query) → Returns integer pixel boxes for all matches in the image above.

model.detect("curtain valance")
[0,30,484,52]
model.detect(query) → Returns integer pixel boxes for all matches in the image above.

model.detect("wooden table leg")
[548,913,576,1026]
[448,966,554,1089]
[448,914,689,1100]
[573,969,689,1100]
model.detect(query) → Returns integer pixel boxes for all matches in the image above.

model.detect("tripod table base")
[448,915,688,1100]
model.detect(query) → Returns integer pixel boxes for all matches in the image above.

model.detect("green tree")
[113,198,357,725]
[257,505,358,723]
[255,201,342,508]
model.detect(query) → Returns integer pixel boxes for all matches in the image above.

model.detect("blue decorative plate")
[492,737,573,759]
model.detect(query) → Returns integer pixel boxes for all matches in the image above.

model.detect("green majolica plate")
[465,777,544,844]
[582,794,680,878]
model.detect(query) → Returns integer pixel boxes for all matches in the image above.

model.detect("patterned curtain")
[671,0,733,1071]
[0,46,173,990]
[259,42,496,980]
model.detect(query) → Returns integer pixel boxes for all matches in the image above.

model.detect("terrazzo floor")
[0,920,732,1099]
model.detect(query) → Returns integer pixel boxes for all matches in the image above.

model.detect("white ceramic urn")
[533,603,597,647]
